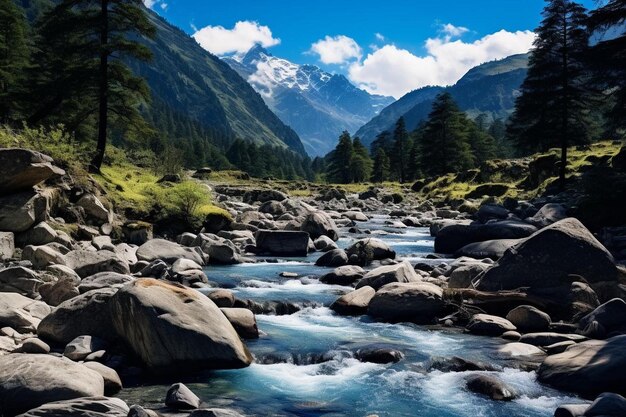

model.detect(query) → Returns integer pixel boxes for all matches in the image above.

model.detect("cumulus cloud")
[309,35,362,65]
[440,23,469,39]
[143,0,166,10]
[348,28,536,98]
[193,21,280,56]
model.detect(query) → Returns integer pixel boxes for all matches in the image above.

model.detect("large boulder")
[506,305,552,333]
[466,314,517,336]
[16,222,58,247]
[368,282,445,322]
[0,354,104,415]
[37,288,117,344]
[584,392,626,417]
[356,261,420,290]
[434,220,537,254]
[346,238,396,263]
[465,374,516,401]
[110,278,252,372]
[315,249,348,267]
[136,239,205,265]
[16,397,128,417]
[525,203,568,228]
[242,189,287,204]
[78,272,134,293]
[475,218,620,291]
[330,286,375,315]
[76,194,111,224]
[301,211,339,241]
[537,335,626,397]
[320,265,365,285]
[455,239,522,260]
[219,308,259,339]
[65,250,130,278]
[0,266,46,297]
[0,148,65,194]
[578,298,626,338]
[254,230,309,256]
[0,190,48,233]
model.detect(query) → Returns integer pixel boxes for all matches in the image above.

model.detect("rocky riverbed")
[1,147,626,417]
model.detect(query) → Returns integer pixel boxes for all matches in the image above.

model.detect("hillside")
[225,45,394,156]
[355,53,529,148]
[18,0,306,156]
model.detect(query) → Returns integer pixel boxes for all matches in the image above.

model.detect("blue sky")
[145,0,598,98]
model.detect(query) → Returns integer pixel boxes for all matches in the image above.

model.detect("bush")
[169,181,210,220]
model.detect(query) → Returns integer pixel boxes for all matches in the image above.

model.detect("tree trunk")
[90,0,109,173]
[559,8,569,192]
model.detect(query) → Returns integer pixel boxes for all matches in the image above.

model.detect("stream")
[119,215,584,416]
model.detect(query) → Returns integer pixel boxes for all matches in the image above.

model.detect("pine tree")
[406,129,423,180]
[507,0,591,189]
[420,92,474,176]
[488,118,510,156]
[467,121,498,164]
[351,137,373,182]
[326,131,354,184]
[371,148,390,183]
[390,117,410,182]
[32,0,156,172]
[587,0,626,137]
[370,130,393,155]
[0,0,30,123]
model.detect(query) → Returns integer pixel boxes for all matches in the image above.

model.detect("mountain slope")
[355,53,529,148]
[224,46,394,157]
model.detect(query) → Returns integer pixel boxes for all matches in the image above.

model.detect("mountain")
[18,0,306,156]
[355,53,530,148]
[224,45,394,157]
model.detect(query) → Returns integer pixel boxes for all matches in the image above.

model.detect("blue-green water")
[119,216,583,416]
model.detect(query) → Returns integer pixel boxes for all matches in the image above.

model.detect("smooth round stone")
[20,337,51,354]
[498,342,545,358]
[502,331,521,341]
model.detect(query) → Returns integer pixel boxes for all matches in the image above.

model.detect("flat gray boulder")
[330,286,375,315]
[254,230,309,256]
[0,291,51,332]
[110,278,252,372]
[455,239,522,260]
[16,396,128,417]
[0,354,104,415]
[356,261,420,290]
[435,220,537,254]
[65,250,130,278]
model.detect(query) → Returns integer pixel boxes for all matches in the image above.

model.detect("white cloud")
[309,35,362,65]
[143,0,166,10]
[440,23,469,39]
[193,21,280,56]
[375,33,385,41]
[348,28,536,98]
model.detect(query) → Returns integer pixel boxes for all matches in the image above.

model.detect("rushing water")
[119,215,583,416]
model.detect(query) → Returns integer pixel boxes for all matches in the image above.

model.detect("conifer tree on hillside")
[327,131,354,184]
[390,117,411,183]
[587,0,626,136]
[420,92,474,176]
[507,0,591,189]
[488,118,510,156]
[30,0,156,172]
[370,130,393,156]
[407,128,423,180]
[0,0,30,123]
[351,137,373,183]
[371,148,390,183]
[467,121,498,164]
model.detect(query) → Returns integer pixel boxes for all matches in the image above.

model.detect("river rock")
[65,249,130,278]
[16,397,128,417]
[313,235,338,251]
[584,392,626,416]
[22,244,67,269]
[166,382,201,410]
[356,261,420,290]
[110,278,252,372]
[204,242,240,265]
[428,356,497,372]
[220,307,259,339]
[368,282,445,322]
[537,335,626,397]
[16,222,58,247]
[0,292,51,332]
[0,148,65,194]
[189,408,246,417]
[0,353,104,415]
[554,404,591,417]
[207,289,235,308]
[506,305,551,332]
[498,342,545,358]
[330,286,375,315]
[255,230,309,256]
[301,211,339,241]
[346,238,396,261]
[466,314,517,336]
[82,362,122,395]
[320,265,365,285]
[578,298,626,338]
[37,288,117,344]
[38,278,79,306]
[242,189,287,204]
[465,374,516,401]
[355,347,404,363]
[76,194,111,224]
[475,218,620,292]
[136,239,205,265]
[315,249,348,267]
[519,332,586,347]
[0,190,47,233]
[63,335,108,361]
[435,220,537,254]
[20,337,51,354]
[447,263,490,288]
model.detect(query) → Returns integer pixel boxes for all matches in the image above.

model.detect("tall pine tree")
[327,131,354,184]
[390,117,411,183]
[420,92,474,176]
[0,0,30,123]
[32,0,156,172]
[371,148,390,183]
[507,0,591,189]
[351,137,373,183]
